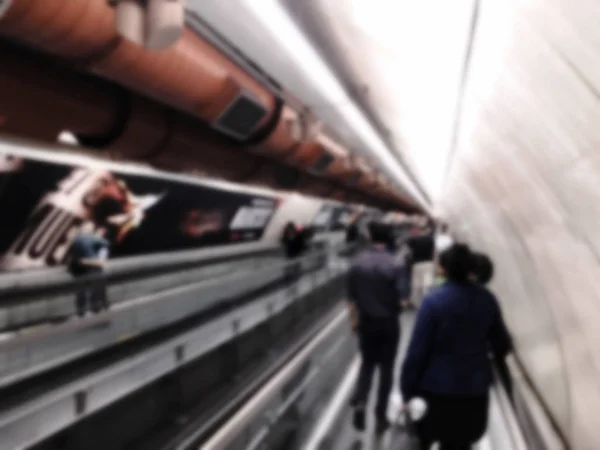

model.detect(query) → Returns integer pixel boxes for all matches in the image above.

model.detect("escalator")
[195,312,563,450]
[0,243,351,450]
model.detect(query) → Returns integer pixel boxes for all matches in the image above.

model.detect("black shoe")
[375,418,390,436]
[352,409,366,432]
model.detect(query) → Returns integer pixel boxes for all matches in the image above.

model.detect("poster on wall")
[311,204,357,233]
[0,154,280,273]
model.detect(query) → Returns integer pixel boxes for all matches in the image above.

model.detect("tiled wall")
[441,1,600,447]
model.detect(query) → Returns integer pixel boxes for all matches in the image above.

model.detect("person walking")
[347,222,409,435]
[400,244,512,449]
[68,228,110,317]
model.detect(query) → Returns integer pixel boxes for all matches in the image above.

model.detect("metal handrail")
[0,251,326,348]
[491,362,529,450]
[199,309,348,450]
[505,355,568,450]
[0,242,281,303]
[0,239,356,305]
[0,257,350,450]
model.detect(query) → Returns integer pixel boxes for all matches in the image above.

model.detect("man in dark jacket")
[401,244,512,449]
[347,222,410,435]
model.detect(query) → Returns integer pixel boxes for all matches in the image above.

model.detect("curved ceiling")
[187,0,431,210]
[282,0,476,201]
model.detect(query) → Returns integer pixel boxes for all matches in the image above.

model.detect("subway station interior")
[0,0,595,449]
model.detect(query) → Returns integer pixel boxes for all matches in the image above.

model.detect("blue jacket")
[401,282,512,400]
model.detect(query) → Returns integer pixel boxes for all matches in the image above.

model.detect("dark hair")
[439,243,472,283]
[471,252,494,285]
[368,221,390,244]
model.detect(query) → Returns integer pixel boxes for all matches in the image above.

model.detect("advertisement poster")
[0,154,280,272]
[311,204,356,233]
[312,203,384,234]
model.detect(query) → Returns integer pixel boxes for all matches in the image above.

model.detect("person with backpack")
[69,228,110,317]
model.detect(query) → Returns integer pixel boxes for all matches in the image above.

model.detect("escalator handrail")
[0,242,350,305]
[490,361,529,450]
[504,354,569,450]
[0,241,280,300]
[0,242,283,303]
[198,308,348,450]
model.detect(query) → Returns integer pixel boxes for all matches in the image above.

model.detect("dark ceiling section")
[280,0,431,204]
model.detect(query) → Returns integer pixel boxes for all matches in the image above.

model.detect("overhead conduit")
[0,42,393,208]
[0,0,419,212]
[0,42,260,180]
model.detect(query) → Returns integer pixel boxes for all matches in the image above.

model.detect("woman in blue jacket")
[400,244,512,450]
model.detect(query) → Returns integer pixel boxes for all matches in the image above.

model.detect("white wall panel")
[442,0,600,446]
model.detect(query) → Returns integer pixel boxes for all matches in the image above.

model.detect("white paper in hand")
[407,397,428,422]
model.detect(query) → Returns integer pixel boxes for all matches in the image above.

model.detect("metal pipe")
[0,1,418,211]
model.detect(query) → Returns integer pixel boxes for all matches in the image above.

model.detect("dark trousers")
[417,393,489,450]
[74,267,107,316]
[352,317,399,420]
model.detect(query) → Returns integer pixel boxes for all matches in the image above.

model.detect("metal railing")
[0,247,351,450]
[0,243,282,331]
[504,355,567,450]
[0,248,338,388]
[199,309,350,450]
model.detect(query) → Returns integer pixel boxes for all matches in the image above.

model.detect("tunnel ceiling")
[186,0,430,210]
[281,0,477,202]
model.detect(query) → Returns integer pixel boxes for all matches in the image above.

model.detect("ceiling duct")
[212,90,270,140]
[310,151,335,174]
[0,1,421,212]
[0,0,277,142]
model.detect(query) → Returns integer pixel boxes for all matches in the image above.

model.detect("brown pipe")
[0,43,343,201]
[253,112,367,189]
[0,42,120,141]
[0,0,275,129]
[0,26,418,209]
[287,141,327,172]
[0,43,272,187]
[93,96,173,160]
[148,115,267,181]
[0,1,405,203]
[250,105,301,158]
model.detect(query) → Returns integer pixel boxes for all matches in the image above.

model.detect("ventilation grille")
[214,92,269,140]
[310,152,335,175]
